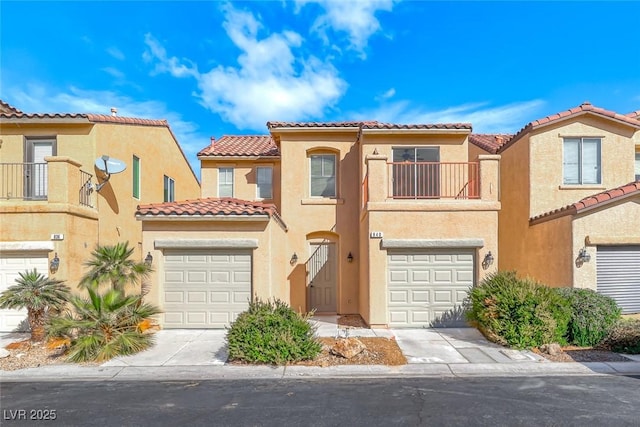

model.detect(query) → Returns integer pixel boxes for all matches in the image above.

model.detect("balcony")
[0,159,95,208]
[362,154,500,210]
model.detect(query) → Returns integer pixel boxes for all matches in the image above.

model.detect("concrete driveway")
[100,316,543,367]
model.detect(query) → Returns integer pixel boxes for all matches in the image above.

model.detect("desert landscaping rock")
[540,343,562,356]
[330,338,366,359]
[0,348,9,358]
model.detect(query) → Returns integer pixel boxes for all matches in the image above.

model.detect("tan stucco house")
[137,121,501,328]
[0,100,200,331]
[470,102,640,314]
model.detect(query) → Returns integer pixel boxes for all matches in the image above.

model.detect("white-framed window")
[163,175,175,202]
[635,150,640,181]
[563,138,601,185]
[219,168,234,197]
[310,154,336,197]
[256,167,273,199]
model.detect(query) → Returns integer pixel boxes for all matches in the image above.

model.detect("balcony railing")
[1,162,94,208]
[388,161,479,199]
[1,163,48,200]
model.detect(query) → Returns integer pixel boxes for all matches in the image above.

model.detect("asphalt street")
[2,376,639,426]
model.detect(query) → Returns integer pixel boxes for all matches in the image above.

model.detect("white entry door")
[308,243,337,313]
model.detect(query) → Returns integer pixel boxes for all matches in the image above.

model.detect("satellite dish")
[95,155,127,174]
[94,155,126,191]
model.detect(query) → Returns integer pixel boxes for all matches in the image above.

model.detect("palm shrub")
[79,242,152,291]
[467,271,571,348]
[554,288,621,347]
[226,298,322,365]
[0,269,71,342]
[48,287,161,362]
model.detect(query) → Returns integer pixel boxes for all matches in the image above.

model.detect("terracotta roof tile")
[198,135,279,157]
[85,114,168,127]
[530,181,640,223]
[469,134,514,154]
[0,100,22,114]
[136,197,277,217]
[499,102,640,153]
[267,120,471,130]
[626,110,640,119]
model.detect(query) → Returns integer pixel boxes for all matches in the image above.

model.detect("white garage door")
[162,249,252,328]
[388,249,474,327]
[597,246,640,314]
[0,253,49,332]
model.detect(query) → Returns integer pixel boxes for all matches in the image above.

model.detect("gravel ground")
[0,340,68,371]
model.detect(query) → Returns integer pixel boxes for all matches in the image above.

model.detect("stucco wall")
[0,120,200,287]
[529,116,638,217]
[273,130,361,315]
[526,215,573,287]
[140,219,288,312]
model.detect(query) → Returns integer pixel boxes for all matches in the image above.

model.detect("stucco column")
[365,154,389,203]
[478,154,500,202]
[45,156,82,205]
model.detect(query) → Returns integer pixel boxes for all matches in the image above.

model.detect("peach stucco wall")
[0,120,200,289]
[200,159,280,206]
[140,219,288,313]
[529,116,638,217]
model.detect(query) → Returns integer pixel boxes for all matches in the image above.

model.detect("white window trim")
[218,167,234,198]
[309,153,337,198]
[562,137,602,185]
[163,175,175,202]
[256,166,273,200]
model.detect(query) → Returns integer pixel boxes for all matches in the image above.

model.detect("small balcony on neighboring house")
[362,154,500,212]
[0,157,96,211]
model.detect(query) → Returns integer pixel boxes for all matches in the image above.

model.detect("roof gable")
[469,134,513,154]
[498,102,640,153]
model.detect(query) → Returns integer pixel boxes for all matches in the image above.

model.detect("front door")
[308,242,337,313]
[24,138,54,199]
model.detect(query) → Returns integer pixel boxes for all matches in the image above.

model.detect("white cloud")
[356,100,546,133]
[143,5,347,130]
[101,67,125,79]
[106,46,125,61]
[5,83,205,173]
[375,87,395,101]
[298,0,395,58]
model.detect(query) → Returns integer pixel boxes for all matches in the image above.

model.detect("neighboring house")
[0,100,200,331]
[137,121,500,328]
[470,102,640,314]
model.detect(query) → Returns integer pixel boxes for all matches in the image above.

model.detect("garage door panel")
[597,246,640,314]
[162,250,252,328]
[388,249,474,327]
[0,253,49,332]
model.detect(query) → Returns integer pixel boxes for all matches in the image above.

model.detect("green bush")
[226,298,322,365]
[554,288,621,347]
[600,319,640,354]
[467,271,571,349]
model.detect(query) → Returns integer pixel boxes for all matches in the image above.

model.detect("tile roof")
[530,181,640,223]
[0,110,169,127]
[627,110,640,119]
[136,197,277,217]
[267,120,471,131]
[198,135,279,157]
[499,102,640,153]
[0,100,22,114]
[469,134,514,154]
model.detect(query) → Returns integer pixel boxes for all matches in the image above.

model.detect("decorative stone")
[540,343,562,356]
[0,348,9,358]
[330,338,366,359]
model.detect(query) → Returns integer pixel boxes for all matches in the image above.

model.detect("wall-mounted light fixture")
[144,252,153,266]
[482,251,494,270]
[575,247,591,267]
[347,252,354,263]
[50,252,60,274]
[290,252,298,266]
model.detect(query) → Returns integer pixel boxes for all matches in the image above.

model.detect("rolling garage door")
[597,246,640,314]
[162,249,252,328]
[0,253,49,332]
[388,249,474,327]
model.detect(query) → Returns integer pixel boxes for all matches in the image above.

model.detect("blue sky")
[2,1,639,175]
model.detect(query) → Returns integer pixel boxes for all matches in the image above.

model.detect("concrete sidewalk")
[2,317,640,381]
